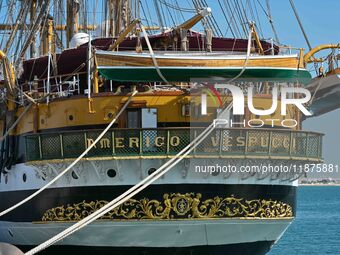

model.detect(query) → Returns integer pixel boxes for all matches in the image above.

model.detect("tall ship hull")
[0,99,322,254]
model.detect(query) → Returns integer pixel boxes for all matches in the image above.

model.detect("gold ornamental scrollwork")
[41,193,293,221]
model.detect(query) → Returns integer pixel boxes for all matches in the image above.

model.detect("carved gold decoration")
[41,193,293,221]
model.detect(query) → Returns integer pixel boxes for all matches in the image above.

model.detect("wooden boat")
[307,68,340,116]
[304,45,340,116]
[95,50,311,83]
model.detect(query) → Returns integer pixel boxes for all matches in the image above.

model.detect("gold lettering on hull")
[86,135,296,151]
[41,193,293,221]
[100,138,110,149]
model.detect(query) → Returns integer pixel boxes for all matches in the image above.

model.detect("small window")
[71,171,79,179]
[148,168,157,175]
[127,109,141,128]
[107,169,117,178]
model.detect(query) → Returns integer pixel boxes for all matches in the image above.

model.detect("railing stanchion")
[268,131,272,156]
[84,132,88,157]
[245,130,249,155]
[305,133,309,157]
[193,129,197,155]
[60,134,64,158]
[112,131,115,155]
[139,130,143,155]
[289,132,293,157]
[38,135,42,159]
[166,130,170,155]
[219,129,223,156]
[318,135,322,159]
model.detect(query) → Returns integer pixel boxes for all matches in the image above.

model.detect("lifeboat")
[95,50,311,83]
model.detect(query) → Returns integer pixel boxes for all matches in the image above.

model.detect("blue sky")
[263,0,340,177]
[268,1,340,48]
[207,0,340,177]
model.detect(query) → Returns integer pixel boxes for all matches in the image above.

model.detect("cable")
[24,23,250,255]
[25,121,219,255]
[224,0,242,38]
[265,0,280,44]
[158,0,196,13]
[288,0,312,51]
[0,91,138,217]
[15,0,52,67]
[23,27,251,252]
[153,0,165,31]
[217,0,236,38]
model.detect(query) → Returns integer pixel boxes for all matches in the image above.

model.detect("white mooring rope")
[0,91,138,217]
[25,121,220,255]
[140,24,169,84]
[24,25,256,255]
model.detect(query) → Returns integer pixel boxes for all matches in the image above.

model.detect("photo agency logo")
[198,83,312,128]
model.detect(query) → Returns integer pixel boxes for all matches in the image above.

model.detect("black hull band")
[0,184,296,222]
[18,241,275,255]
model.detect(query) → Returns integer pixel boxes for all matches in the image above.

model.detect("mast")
[66,0,80,47]
[30,0,37,58]
[41,16,55,55]
[108,0,115,37]
[111,0,130,36]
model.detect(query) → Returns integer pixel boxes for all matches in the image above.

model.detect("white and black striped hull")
[0,159,298,255]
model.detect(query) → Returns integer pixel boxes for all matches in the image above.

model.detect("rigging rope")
[192,0,214,35]
[217,0,236,38]
[288,0,319,74]
[233,0,248,38]
[153,0,165,31]
[223,0,242,38]
[200,0,223,37]
[265,0,280,44]
[309,73,326,105]
[249,0,264,38]
[3,0,30,54]
[288,0,312,51]
[225,24,252,83]
[158,0,196,13]
[160,0,175,26]
[14,0,52,67]
[0,91,138,218]
[174,0,186,22]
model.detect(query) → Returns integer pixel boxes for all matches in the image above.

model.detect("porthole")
[71,171,79,179]
[22,173,27,182]
[148,168,157,176]
[107,169,117,178]
[107,112,114,119]
[68,115,74,121]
